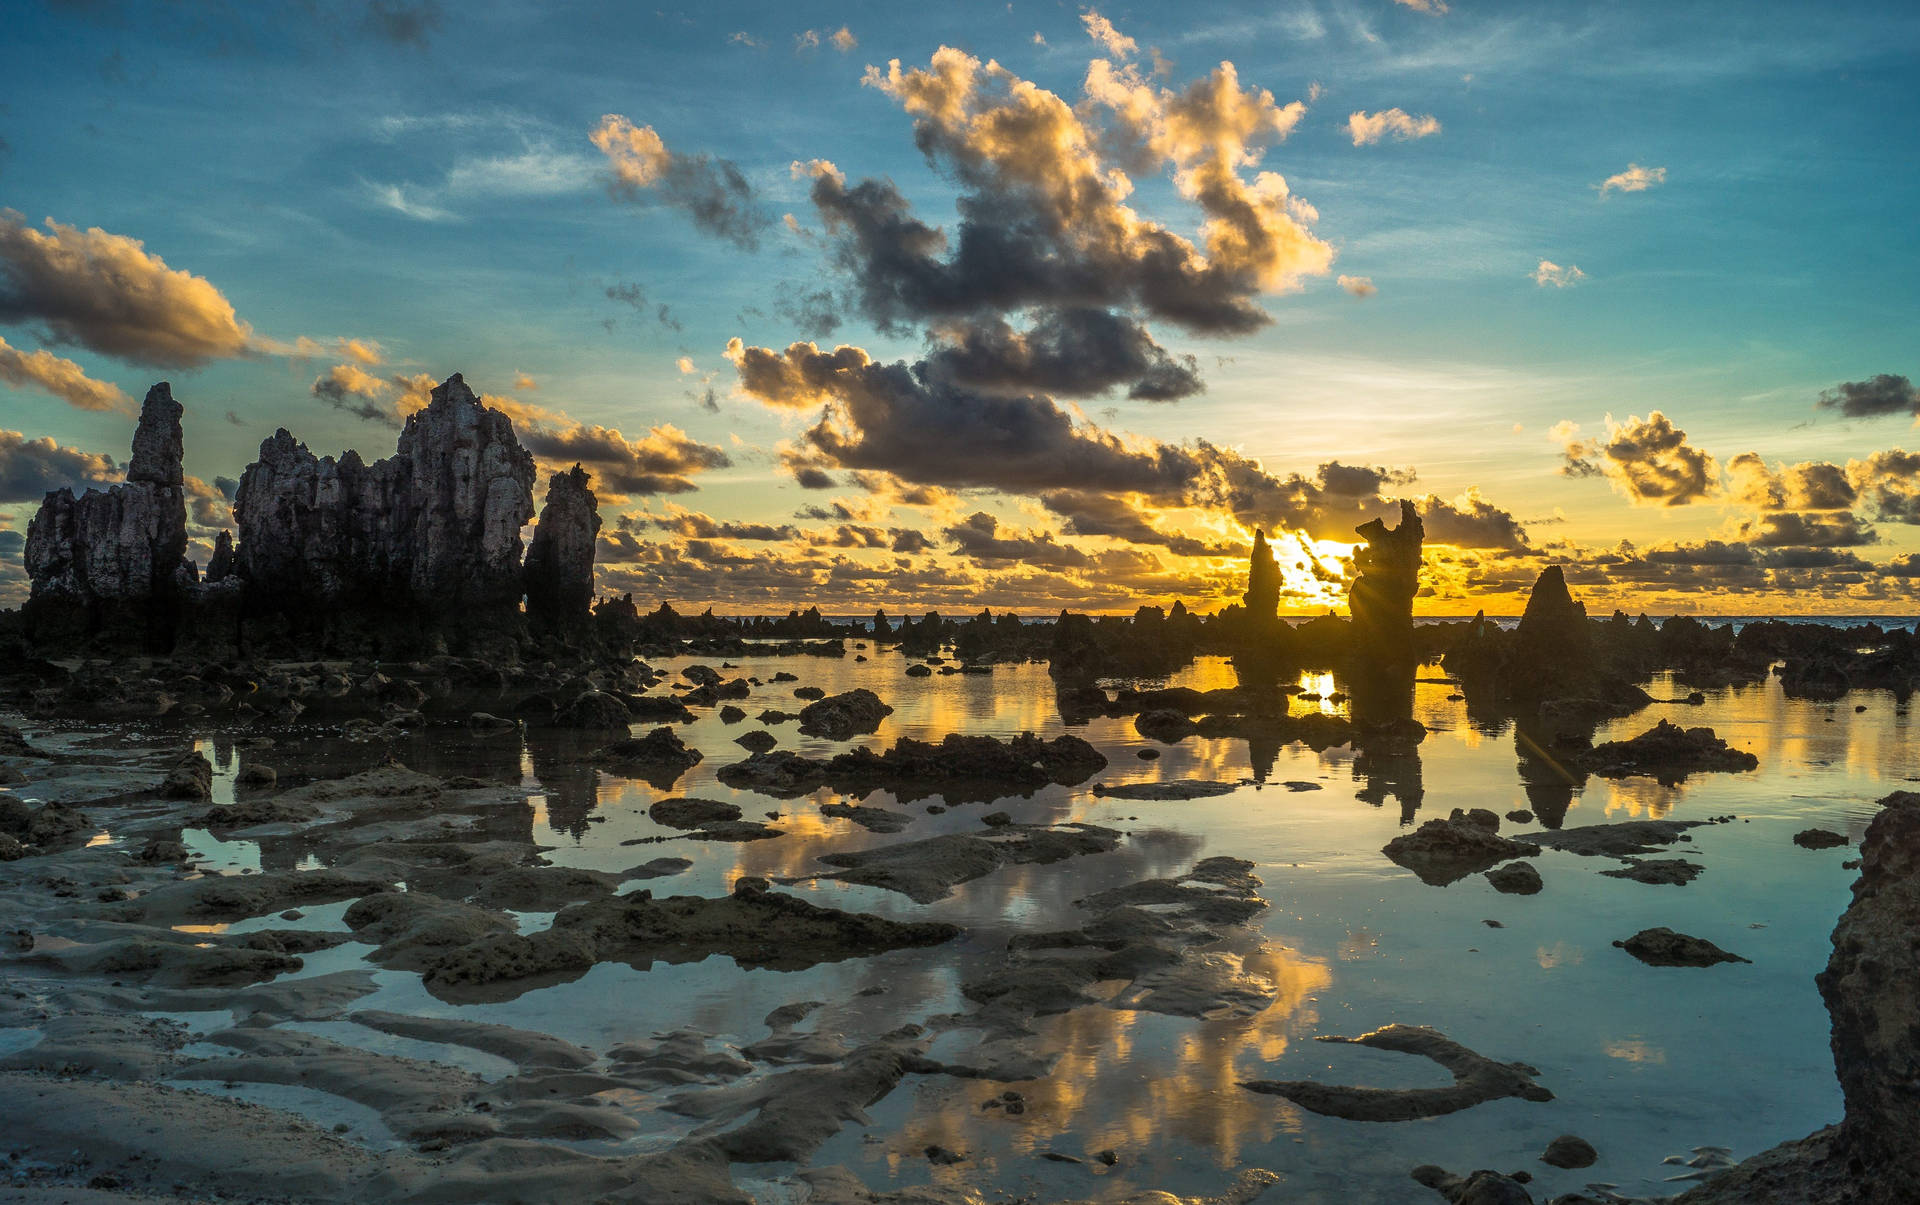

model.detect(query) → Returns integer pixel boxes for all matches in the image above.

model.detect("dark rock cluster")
[16,375,601,658]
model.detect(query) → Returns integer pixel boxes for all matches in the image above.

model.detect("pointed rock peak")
[128,381,185,489]
[430,372,479,409]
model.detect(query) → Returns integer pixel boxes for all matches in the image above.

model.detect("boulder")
[796,689,893,740]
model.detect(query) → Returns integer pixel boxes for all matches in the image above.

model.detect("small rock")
[1540,1134,1597,1169]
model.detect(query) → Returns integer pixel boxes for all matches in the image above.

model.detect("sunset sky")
[2,0,1917,615]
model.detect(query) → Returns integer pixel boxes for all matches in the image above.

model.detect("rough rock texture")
[1579,720,1758,783]
[523,464,600,637]
[232,373,536,644]
[1540,1134,1598,1169]
[1384,816,1540,886]
[795,688,893,739]
[1411,1165,1538,1204]
[1673,798,1920,1203]
[1348,500,1424,662]
[23,384,191,650]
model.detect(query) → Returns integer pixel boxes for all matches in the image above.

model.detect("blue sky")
[3,0,1918,612]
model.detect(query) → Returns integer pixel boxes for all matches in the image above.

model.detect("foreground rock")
[953,857,1280,1044]
[1579,720,1758,783]
[717,732,1107,803]
[1241,1025,1553,1121]
[1411,1165,1537,1204]
[1674,792,1920,1202]
[788,822,1122,903]
[796,689,893,739]
[420,881,962,1001]
[1384,812,1541,886]
[594,727,702,789]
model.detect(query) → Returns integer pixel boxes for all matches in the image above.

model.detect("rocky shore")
[0,375,1913,1202]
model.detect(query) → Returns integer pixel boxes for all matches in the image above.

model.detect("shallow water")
[40,650,1914,1201]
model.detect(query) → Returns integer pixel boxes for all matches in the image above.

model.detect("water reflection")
[82,648,1920,1202]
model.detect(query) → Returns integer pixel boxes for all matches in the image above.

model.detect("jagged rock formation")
[1348,499,1423,662]
[1243,529,1281,620]
[22,384,192,650]
[232,374,536,649]
[1514,565,1591,673]
[522,464,600,637]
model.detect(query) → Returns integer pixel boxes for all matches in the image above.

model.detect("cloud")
[1081,10,1137,58]
[730,338,1420,540]
[1416,489,1531,551]
[1733,511,1878,548]
[924,308,1203,401]
[0,335,133,412]
[183,473,231,529]
[519,421,730,497]
[1599,163,1667,195]
[839,47,1331,336]
[1817,373,1918,419]
[0,429,119,503]
[830,26,857,52]
[0,211,256,367]
[1557,411,1718,506]
[310,362,400,424]
[1533,259,1585,288]
[1847,449,1920,523]
[363,0,442,47]
[633,507,798,542]
[1726,452,1856,511]
[1338,274,1377,298]
[945,510,1090,568]
[590,115,770,249]
[1347,108,1441,146]
[1038,488,1234,557]
[1392,0,1450,14]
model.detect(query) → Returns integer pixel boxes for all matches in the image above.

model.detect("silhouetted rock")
[554,690,633,735]
[1244,529,1281,620]
[1384,816,1540,886]
[1579,720,1757,783]
[1794,828,1849,850]
[1540,1134,1598,1169]
[232,374,536,651]
[796,688,893,739]
[523,465,600,637]
[718,732,1107,803]
[23,384,191,651]
[1613,927,1748,967]
[1348,500,1423,663]
[1411,1164,1537,1204]
[1485,861,1543,894]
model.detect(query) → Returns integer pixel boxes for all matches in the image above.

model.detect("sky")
[2,0,1918,615]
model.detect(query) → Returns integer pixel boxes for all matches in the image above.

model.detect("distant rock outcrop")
[22,383,192,650]
[1348,499,1423,662]
[1243,529,1281,621]
[232,373,537,648]
[523,464,600,637]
